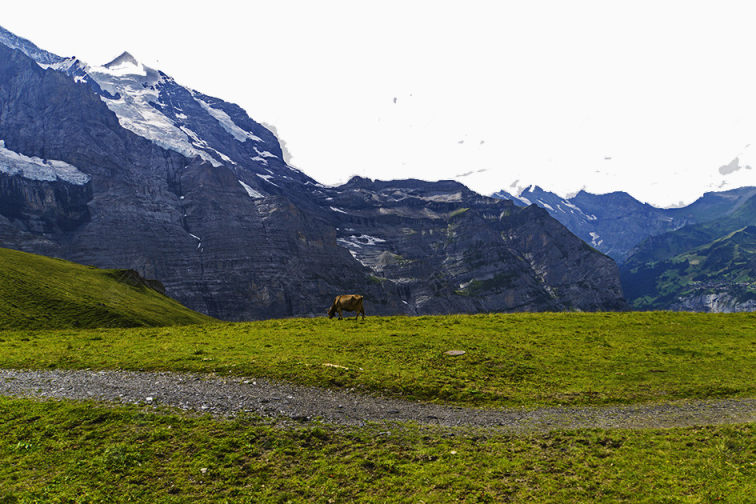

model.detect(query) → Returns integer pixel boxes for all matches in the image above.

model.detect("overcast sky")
[3,1,755,206]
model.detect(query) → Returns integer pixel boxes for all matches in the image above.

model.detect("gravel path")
[1,369,753,432]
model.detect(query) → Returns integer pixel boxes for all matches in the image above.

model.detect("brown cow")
[328,294,365,320]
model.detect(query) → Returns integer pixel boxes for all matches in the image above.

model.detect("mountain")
[0,27,625,318]
[0,247,214,329]
[311,177,624,313]
[493,185,756,263]
[620,195,756,311]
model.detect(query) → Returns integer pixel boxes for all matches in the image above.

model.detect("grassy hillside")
[0,247,214,329]
[1,397,753,503]
[621,195,756,309]
[1,312,753,407]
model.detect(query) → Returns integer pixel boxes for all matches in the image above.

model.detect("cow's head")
[327,304,337,319]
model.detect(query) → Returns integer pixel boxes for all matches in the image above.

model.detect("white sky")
[3,1,756,207]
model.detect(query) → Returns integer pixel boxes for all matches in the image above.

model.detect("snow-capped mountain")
[1,23,311,199]
[0,26,626,318]
[494,184,756,263]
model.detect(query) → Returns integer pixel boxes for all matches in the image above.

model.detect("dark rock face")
[0,174,92,233]
[311,178,625,313]
[0,32,626,319]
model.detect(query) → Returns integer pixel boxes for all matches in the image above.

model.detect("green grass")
[0,247,214,329]
[0,397,752,503]
[1,312,754,408]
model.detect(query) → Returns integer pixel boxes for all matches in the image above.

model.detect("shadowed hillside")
[0,247,214,329]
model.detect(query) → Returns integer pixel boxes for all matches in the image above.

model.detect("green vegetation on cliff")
[0,247,214,329]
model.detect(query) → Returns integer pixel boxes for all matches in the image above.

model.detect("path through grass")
[1,312,753,408]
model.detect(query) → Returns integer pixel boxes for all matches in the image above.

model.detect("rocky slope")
[0,27,625,318]
[312,178,624,313]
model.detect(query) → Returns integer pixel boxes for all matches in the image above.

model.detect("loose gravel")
[1,368,753,432]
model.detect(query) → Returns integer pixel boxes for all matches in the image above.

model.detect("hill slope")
[0,247,214,329]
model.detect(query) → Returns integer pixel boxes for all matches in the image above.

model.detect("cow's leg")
[354,309,359,320]
[338,307,343,320]
[360,306,365,320]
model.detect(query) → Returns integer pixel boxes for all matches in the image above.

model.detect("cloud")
[718,157,753,175]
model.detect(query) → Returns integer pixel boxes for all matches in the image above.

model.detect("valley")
[495,185,756,311]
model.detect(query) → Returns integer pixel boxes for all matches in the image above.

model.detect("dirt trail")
[1,369,753,432]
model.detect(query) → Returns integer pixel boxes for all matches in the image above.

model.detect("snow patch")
[537,200,554,211]
[194,96,263,143]
[562,200,581,212]
[87,62,231,167]
[0,140,90,185]
[238,180,264,198]
[329,206,348,214]
[562,200,597,221]
[422,191,463,203]
[99,59,147,77]
[256,173,279,187]
[337,234,387,249]
[353,234,386,245]
[589,232,603,247]
[254,147,277,158]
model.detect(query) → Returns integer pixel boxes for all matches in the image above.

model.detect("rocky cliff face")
[669,289,756,313]
[311,178,624,313]
[0,28,626,318]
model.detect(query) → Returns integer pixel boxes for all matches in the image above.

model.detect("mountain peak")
[104,51,139,68]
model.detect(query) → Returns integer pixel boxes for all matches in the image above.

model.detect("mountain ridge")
[0,26,626,318]
[493,185,756,262]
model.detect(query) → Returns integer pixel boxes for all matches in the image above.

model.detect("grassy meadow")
[0,397,753,503]
[1,311,754,408]
[1,251,754,502]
